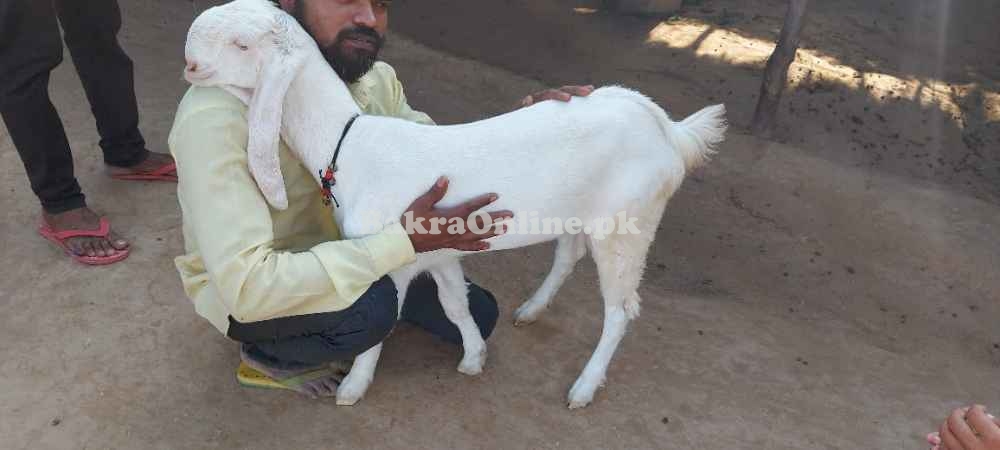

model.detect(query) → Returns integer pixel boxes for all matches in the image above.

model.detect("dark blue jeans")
[227,274,499,370]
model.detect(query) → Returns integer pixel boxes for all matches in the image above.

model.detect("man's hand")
[402,176,513,253]
[517,85,595,109]
[929,405,1000,450]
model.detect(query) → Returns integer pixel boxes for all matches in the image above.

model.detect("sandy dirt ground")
[392,0,999,201]
[0,0,997,449]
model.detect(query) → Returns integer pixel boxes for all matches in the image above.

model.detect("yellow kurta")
[168,62,434,334]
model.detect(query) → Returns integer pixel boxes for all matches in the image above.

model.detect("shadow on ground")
[391,0,1000,201]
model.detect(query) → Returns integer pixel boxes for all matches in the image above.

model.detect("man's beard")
[291,2,385,83]
[320,26,385,84]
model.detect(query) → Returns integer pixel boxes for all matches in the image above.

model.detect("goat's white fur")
[184,0,727,408]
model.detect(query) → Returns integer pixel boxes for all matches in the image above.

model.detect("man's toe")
[82,241,97,257]
[66,238,84,256]
[111,234,129,250]
[320,378,340,396]
[311,380,332,397]
[90,240,105,257]
[96,240,110,257]
[302,384,320,399]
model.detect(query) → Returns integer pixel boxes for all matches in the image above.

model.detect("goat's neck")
[282,55,363,182]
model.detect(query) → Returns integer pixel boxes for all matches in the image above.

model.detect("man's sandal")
[109,162,178,182]
[235,361,338,391]
[38,217,129,265]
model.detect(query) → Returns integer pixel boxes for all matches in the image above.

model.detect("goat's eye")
[234,41,249,51]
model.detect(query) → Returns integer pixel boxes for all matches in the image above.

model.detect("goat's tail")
[592,86,727,170]
[668,104,727,170]
[604,87,726,170]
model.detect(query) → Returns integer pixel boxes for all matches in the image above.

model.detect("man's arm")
[170,101,416,323]
[379,62,594,121]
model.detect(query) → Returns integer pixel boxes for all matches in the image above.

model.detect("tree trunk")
[751,0,809,136]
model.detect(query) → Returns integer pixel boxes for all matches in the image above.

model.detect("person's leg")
[226,276,400,396]
[0,0,84,214]
[0,0,129,261]
[53,0,175,178]
[399,273,499,345]
[53,0,145,167]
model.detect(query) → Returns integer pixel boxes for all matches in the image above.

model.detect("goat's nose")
[185,62,198,72]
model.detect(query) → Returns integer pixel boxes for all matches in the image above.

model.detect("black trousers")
[0,0,148,214]
[228,274,500,371]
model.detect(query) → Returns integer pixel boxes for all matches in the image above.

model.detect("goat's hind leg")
[567,231,652,409]
[514,234,587,326]
[429,259,489,375]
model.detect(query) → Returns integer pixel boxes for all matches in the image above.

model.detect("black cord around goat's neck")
[332,114,359,172]
[319,114,360,208]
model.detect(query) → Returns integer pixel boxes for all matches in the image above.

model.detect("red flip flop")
[109,162,177,182]
[38,217,130,265]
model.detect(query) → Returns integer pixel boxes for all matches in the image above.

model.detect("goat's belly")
[487,232,557,251]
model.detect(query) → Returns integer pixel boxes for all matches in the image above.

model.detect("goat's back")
[334,87,688,247]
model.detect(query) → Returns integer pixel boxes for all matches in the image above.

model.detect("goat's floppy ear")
[246,13,306,210]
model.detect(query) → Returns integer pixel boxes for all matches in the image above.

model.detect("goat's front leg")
[514,234,587,325]
[429,259,488,375]
[335,343,382,405]
[336,267,421,406]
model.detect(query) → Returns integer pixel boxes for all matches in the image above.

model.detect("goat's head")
[184,0,313,210]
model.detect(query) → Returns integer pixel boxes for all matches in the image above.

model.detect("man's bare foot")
[239,346,347,398]
[42,208,129,258]
[105,151,176,178]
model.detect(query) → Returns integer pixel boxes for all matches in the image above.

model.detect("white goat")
[183,0,726,408]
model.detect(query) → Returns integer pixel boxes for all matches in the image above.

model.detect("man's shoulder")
[356,61,403,98]
[168,86,251,156]
[356,61,434,124]
[174,86,249,124]
[365,61,400,85]
[353,61,405,115]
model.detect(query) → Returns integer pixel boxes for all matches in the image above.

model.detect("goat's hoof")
[567,378,599,409]
[335,379,370,406]
[512,304,542,326]
[567,399,591,409]
[336,396,361,406]
[512,315,536,327]
[512,318,533,327]
[457,349,486,375]
[457,362,483,376]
